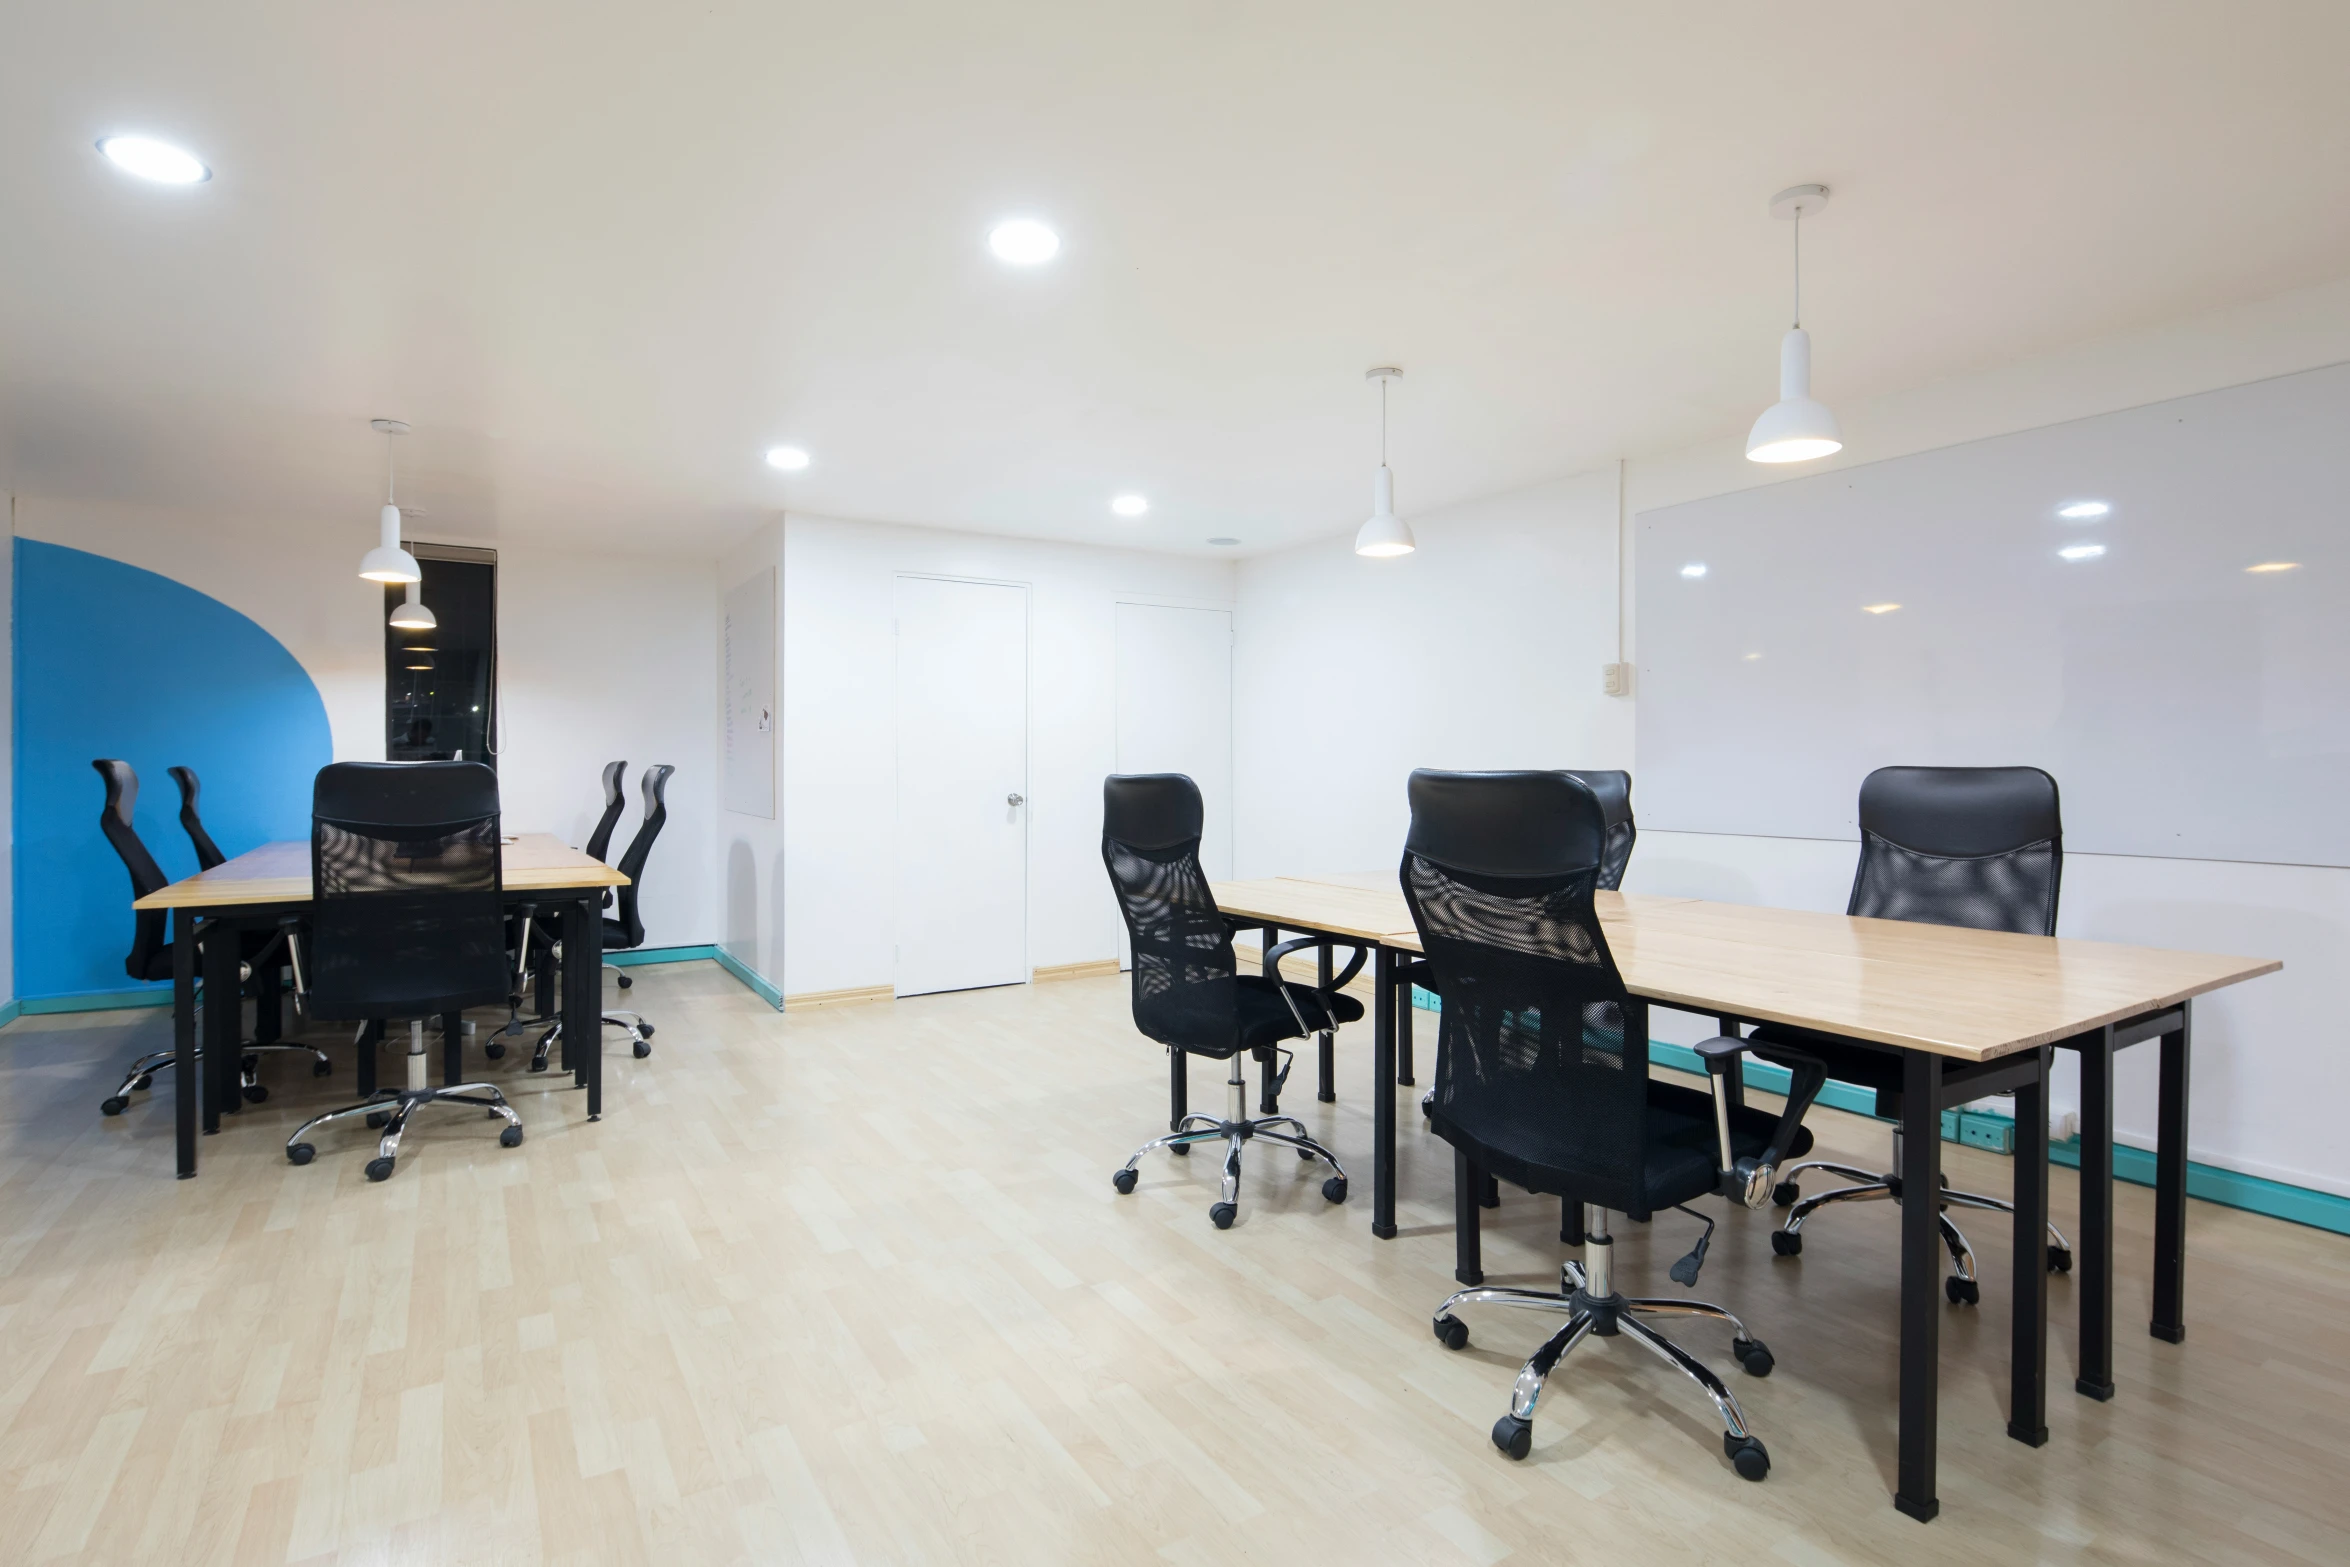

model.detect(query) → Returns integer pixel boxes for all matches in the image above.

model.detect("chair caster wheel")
[364,1156,396,1182]
[617,974,633,989]
[101,1096,129,1117]
[1112,1168,1138,1195]
[2048,1244,2072,1274]
[1209,1202,1237,1230]
[134,1074,155,1092]
[527,1058,549,1074]
[242,1083,270,1104]
[1946,1276,1980,1306]
[1770,1229,1802,1257]
[1734,1337,1774,1377]
[1169,1141,1188,1156]
[1433,1314,1469,1351]
[312,1058,333,1076]
[1725,1433,1770,1481]
[632,1040,651,1059]
[499,1124,524,1148]
[1321,1176,1348,1204]
[366,1111,391,1130]
[1491,1415,1532,1461]
[287,1142,314,1165]
[1772,1180,1799,1207]
[484,1042,506,1060]
[1296,1146,1316,1161]
[638,1023,654,1038]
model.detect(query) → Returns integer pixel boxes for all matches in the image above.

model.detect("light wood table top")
[133,831,628,910]
[1212,874,2279,1064]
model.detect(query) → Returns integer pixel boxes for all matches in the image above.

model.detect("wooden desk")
[1213,872,2278,1522]
[137,834,628,1180]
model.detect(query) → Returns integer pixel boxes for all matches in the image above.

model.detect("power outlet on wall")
[1601,662,1632,697]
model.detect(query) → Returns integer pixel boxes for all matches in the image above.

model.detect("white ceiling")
[6,2,2349,558]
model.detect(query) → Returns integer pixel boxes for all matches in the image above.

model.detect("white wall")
[716,519,786,987]
[1233,468,1632,877]
[777,513,1234,999]
[12,496,720,949]
[1232,272,2350,1198]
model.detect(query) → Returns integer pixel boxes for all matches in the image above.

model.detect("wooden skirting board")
[780,983,895,1012]
[1032,959,1121,983]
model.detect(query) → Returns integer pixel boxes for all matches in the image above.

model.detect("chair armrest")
[1695,1035,1827,1209]
[1261,935,1369,1034]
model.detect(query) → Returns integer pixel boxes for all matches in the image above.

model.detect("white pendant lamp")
[388,579,436,630]
[1746,185,1844,464]
[358,418,423,583]
[1355,366,1415,558]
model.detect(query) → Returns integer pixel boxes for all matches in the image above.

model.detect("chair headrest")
[1858,766,2060,857]
[1104,774,1202,850]
[314,760,500,825]
[1406,769,1607,877]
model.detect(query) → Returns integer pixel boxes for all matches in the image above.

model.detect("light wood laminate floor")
[1,965,2345,1564]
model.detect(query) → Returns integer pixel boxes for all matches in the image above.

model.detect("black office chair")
[1102,773,1360,1229]
[586,759,631,985]
[1406,770,1822,1477]
[167,765,229,870]
[1757,766,2073,1302]
[284,761,525,1180]
[526,763,672,1070]
[91,760,326,1116]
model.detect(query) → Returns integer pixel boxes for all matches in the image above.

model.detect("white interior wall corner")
[717,518,787,989]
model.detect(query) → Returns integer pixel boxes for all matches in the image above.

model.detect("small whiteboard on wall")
[1635,362,2350,868]
[723,568,776,818]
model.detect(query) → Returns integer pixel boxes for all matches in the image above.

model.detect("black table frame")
[168,886,608,1178]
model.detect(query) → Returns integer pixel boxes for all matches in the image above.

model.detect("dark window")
[385,554,497,765]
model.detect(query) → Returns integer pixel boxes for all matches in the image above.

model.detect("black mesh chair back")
[1404,769,1653,1213]
[1103,774,1241,1054]
[167,765,229,870]
[1849,766,2061,936]
[606,764,672,950]
[94,760,172,982]
[1561,769,1635,890]
[308,761,510,1019]
[584,760,628,863]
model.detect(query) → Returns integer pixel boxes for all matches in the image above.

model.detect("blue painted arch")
[14,538,334,1000]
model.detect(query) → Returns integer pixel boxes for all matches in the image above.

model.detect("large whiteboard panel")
[1636,363,2350,867]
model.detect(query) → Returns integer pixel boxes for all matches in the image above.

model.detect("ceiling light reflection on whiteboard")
[1863,602,1901,614]
[1680,562,1708,578]
[2058,543,2106,561]
[2057,500,2111,520]
[2244,561,2301,573]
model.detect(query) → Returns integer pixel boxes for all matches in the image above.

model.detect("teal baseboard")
[711,948,785,1011]
[19,987,173,1015]
[0,999,20,1031]
[606,944,723,967]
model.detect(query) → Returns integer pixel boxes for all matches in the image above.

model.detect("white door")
[895,576,1029,997]
[1114,603,1234,963]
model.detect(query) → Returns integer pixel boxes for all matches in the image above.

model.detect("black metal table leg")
[1895,1048,1942,1523]
[1455,1148,1484,1285]
[1396,972,1415,1086]
[173,909,199,1177]
[1316,943,1335,1103]
[202,918,238,1128]
[253,962,282,1045]
[565,893,604,1118]
[2151,1005,2192,1344]
[2077,1027,2116,1399]
[1167,1046,1188,1151]
[357,1018,380,1098]
[1372,944,1398,1239]
[2010,1046,2051,1447]
[1559,1194,1583,1245]
[442,1011,464,1085]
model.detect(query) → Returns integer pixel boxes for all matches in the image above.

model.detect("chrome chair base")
[525,1010,653,1073]
[1433,1205,1775,1479]
[100,1041,332,1116]
[284,1020,523,1181]
[1772,1143,2074,1304]
[1111,1049,1348,1228]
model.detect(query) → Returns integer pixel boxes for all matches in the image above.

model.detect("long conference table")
[1210,872,2278,1523]
[133,832,629,1182]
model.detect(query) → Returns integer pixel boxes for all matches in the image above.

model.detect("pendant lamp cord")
[385,431,397,505]
[1792,208,1802,330]
[1380,376,1389,464]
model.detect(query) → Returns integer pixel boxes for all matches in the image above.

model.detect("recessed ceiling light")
[1743,652,1763,661]
[1680,562,1708,578]
[2244,561,2301,574]
[988,219,1059,265]
[765,446,810,471]
[2057,500,2111,520]
[98,135,210,184]
[2058,543,2106,562]
[1863,602,1901,614]
[1207,537,1239,547]
[1111,493,1148,517]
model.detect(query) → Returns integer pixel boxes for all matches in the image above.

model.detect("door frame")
[892,571,1034,994]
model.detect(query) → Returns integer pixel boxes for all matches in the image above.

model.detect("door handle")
[1007,792,1025,808]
